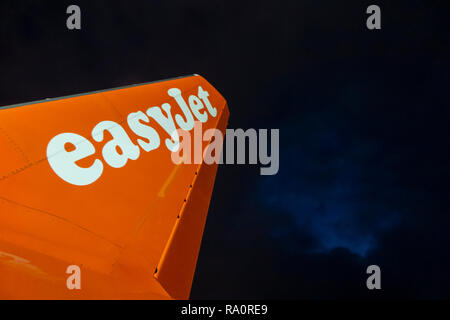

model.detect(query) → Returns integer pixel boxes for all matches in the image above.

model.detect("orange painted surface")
[0,75,229,299]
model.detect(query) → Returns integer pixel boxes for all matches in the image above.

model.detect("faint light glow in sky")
[258,124,401,257]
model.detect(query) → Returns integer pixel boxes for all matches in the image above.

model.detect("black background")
[0,1,449,299]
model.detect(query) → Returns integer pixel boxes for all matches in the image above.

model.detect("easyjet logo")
[46,86,217,186]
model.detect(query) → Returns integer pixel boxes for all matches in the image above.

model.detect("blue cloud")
[258,119,401,256]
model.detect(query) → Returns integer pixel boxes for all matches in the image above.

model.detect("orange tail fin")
[0,75,229,299]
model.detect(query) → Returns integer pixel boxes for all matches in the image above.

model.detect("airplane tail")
[0,75,229,299]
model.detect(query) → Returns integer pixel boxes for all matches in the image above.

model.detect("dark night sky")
[0,1,449,299]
